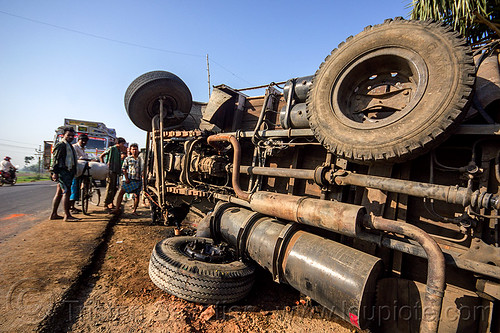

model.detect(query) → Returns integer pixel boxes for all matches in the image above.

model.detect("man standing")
[69,134,90,213]
[50,127,79,221]
[73,134,90,161]
[114,143,142,215]
[100,137,126,211]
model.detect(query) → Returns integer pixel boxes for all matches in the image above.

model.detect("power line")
[210,59,255,86]
[0,9,256,86]
[0,138,39,146]
[0,9,255,86]
[0,142,37,150]
[0,147,34,155]
[0,9,202,58]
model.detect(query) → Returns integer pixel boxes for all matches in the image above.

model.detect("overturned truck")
[125,18,500,333]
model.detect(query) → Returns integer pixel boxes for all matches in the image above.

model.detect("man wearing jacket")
[50,127,79,221]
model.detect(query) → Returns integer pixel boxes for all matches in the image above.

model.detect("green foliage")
[22,156,43,173]
[409,0,500,42]
[24,164,40,172]
[24,155,34,166]
[16,171,50,183]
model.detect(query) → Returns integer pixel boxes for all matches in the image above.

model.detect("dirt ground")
[56,201,360,333]
[0,207,110,333]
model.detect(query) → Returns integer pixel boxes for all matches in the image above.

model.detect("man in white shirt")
[0,156,16,183]
[69,134,90,213]
[73,134,90,160]
[0,156,15,172]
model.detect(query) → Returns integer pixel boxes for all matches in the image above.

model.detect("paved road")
[0,180,56,242]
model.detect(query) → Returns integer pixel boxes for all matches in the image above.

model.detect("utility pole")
[35,145,43,179]
[206,54,211,99]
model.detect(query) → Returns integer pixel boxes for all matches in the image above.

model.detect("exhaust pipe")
[212,203,383,330]
[214,193,446,333]
[249,191,365,237]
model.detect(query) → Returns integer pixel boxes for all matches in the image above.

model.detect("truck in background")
[43,119,117,169]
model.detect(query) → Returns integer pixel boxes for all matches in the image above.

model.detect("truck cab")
[54,119,116,160]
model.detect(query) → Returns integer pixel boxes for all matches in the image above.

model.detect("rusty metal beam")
[455,124,500,135]
[357,231,500,280]
[333,170,500,210]
[239,165,316,180]
[221,124,499,139]
[224,128,315,138]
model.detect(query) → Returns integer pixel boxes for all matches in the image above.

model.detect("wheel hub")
[332,47,428,129]
[183,239,234,263]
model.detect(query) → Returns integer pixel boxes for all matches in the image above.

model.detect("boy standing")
[114,143,142,215]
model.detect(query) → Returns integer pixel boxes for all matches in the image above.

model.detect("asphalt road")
[0,180,56,242]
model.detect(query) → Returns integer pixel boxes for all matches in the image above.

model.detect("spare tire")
[149,236,255,304]
[125,71,192,131]
[307,18,475,164]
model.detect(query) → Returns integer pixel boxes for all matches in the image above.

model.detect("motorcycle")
[0,167,17,186]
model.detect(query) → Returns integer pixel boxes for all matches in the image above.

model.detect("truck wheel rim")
[331,47,428,130]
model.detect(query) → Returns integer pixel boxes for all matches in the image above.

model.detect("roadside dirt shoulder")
[66,205,358,333]
[0,209,110,332]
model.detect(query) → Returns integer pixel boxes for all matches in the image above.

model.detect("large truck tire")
[125,71,192,132]
[149,236,255,304]
[307,18,475,164]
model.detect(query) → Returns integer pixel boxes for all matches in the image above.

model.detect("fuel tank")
[214,204,383,329]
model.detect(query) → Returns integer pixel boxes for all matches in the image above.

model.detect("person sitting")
[0,156,15,179]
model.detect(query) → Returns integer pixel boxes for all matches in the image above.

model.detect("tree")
[24,156,34,167]
[410,0,500,43]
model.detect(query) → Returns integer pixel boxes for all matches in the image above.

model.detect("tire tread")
[148,236,255,304]
[306,18,475,164]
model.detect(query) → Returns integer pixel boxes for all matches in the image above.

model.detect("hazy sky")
[0,0,409,166]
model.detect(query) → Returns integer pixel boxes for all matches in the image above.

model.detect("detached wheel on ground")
[124,71,193,132]
[306,18,475,164]
[149,236,256,304]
